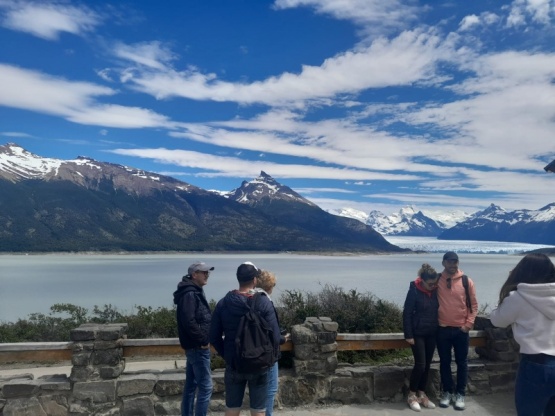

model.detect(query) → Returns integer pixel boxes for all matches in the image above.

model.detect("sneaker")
[408,392,421,412]
[418,391,436,409]
[454,393,465,411]
[439,392,452,408]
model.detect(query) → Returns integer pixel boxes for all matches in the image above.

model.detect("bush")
[277,284,403,333]
[0,303,178,342]
[276,284,404,364]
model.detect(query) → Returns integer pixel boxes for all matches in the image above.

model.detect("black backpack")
[234,292,278,373]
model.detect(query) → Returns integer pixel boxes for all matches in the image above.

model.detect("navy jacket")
[209,290,281,370]
[173,277,211,350]
[403,281,439,339]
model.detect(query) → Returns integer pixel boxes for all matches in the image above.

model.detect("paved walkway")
[274,392,516,415]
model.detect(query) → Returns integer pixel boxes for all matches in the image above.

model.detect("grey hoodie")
[490,282,555,355]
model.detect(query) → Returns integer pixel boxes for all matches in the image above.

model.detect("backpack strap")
[462,275,472,313]
[440,273,473,313]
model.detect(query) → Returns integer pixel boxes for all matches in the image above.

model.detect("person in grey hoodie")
[490,253,555,416]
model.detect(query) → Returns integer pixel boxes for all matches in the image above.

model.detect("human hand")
[406,338,414,345]
[460,326,470,333]
[284,333,291,342]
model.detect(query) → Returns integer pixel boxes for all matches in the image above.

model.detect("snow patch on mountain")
[227,171,317,207]
[330,205,473,236]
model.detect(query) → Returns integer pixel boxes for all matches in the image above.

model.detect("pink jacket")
[437,269,478,329]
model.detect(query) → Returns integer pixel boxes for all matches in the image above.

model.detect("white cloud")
[0,64,172,128]
[0,1,101,40]
[295,187,357,194]
[273,0,420,35]
[108,147,420,181]
[0,131,32,138]
[113,41,176,70]
[459,15,480,31]
[116,29,447,105]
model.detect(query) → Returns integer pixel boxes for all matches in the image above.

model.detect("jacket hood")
[173,277,202,304]
[222,290,252,317]
[516,282,555,320]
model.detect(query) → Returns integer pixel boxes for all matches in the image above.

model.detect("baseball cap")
[188,262,215,275]
[237,261,261,282]
[443,251,459,261]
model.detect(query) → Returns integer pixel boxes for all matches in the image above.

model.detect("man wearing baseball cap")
[436,252,478,411]
[173,262,215,416]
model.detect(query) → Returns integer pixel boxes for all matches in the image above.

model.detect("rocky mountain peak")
[227,171,317,207]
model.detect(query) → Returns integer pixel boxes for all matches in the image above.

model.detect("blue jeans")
[224,366,268,412]
[515,354,555,416]
[182,348,213,416]
[436,326,469,396]
[266,362,279,416]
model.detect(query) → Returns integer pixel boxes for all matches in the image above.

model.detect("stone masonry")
[0,317,518,415]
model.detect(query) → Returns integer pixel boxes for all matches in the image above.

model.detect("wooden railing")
[0,331,486,364]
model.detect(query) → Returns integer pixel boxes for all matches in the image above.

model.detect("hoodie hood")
[173,277,203,304]
[517,282,555,320]
[222,290,252,317]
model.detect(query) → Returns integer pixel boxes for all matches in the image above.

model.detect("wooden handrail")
[0,331,486,364]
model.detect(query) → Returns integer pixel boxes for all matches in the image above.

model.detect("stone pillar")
[68,323,127,415]
[474,316,519,362]
[291,317,338,377]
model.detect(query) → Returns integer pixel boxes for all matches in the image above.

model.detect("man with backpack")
[437,251,478,411]
[174,262,214,416]
[209,262,281,416]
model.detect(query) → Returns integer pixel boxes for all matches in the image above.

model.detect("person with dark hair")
[255,270,290,416]
[403,263,440,412]
[209,262,281,416]
[490,253,555,416]
[437,251,478,411]
[173,262,214,416]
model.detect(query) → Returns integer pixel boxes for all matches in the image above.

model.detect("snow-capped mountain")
[330,205,472,236]
[0,143,401,253]
[222,170,401,252]
[439,203,555,245]
[0,142,199,195]
[226,171,317,207]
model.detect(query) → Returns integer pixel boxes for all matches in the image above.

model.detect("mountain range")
[332,203,555,245]
[0,143,402,253]
[438,203,555,245]
[330,206,471,237]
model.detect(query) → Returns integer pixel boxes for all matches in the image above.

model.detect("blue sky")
[1,0,555,215]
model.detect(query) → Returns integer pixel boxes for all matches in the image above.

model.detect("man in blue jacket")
[173,262,214,416]
[210,262,281,416]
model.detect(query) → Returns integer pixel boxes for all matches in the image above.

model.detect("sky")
[1,0,555,216]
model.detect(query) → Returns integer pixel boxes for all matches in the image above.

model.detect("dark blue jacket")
[403,281,439,339]
[209,290,281,370]
[173,277,211,350]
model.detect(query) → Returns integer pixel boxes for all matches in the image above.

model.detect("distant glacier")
[385,236,555,254]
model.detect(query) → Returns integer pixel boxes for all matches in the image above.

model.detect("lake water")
[2,237,552,322]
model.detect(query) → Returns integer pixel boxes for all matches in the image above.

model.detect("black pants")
[409,334,436,392]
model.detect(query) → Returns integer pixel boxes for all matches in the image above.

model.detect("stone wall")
[0,317,517,415]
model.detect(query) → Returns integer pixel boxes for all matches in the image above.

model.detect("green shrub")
[277,284,403,333]
[276,284,404,364]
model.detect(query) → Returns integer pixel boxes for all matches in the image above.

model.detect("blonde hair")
[256,270,276,292]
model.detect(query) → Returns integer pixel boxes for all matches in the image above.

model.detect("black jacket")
[403,281,439,339]
[209,290,281,370]
[173,277,211,350]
